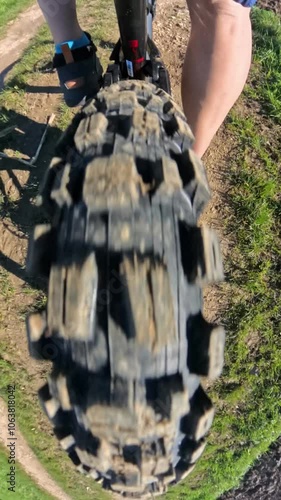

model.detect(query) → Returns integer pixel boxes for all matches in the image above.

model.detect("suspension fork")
[113,0,156,76]
[108,0,170,93]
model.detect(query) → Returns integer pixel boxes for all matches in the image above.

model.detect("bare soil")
[0,3,43,89]
[259,0,281,15]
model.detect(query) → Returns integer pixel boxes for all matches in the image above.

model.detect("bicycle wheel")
[26,80,225,497]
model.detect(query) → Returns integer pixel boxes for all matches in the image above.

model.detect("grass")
[246,9,281,123]
[0,3,280,500]
[0,0,35,37]
[0,268,15,299]
[163,8,281,499]
[0,444,55,499]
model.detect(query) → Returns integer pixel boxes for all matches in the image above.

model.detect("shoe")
[53,32,103,108]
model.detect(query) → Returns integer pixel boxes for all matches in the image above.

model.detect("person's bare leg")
[182,0,252,157]
[37,0,83,44]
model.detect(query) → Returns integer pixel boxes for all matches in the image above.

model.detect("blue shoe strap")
[55,33,90,54]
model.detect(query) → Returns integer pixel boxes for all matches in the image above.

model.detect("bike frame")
[104,0,170,93]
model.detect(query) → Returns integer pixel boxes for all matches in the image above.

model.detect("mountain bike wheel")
[26,80,225,497]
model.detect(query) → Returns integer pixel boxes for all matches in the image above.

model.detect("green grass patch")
[0,268,15,299]
[0,0,35,37]
[0,444,54,499]
[246,9,281,123]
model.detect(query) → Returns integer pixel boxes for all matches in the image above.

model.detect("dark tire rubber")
[26,80,225,497]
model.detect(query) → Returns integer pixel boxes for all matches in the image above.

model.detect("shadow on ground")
[0,107,63,287]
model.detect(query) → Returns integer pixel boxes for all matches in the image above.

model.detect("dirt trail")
[0,397,71,500]
[0,4,44,90]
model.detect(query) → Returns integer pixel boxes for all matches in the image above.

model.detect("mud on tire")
[26,81,225,497]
